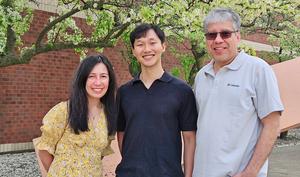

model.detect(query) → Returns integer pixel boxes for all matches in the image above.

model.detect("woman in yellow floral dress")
[33,54,117,177]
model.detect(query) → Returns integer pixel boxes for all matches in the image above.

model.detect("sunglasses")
[205,30,238,40]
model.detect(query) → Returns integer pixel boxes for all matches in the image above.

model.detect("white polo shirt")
[193,51,284,177]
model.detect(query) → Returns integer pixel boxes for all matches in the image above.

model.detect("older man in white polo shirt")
[193,8,284,177]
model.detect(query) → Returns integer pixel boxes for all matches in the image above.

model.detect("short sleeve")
[116,88,126,131]
[179,86,198,131]
[33,102,68,155]
[101,135,115,156]
[253,62,284,119]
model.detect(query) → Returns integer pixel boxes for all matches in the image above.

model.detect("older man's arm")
[233,111,281,177]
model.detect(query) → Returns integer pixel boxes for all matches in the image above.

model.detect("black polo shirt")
[116,72,197,177]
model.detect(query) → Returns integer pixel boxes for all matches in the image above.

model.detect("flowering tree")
[1,0,299,84]
[120,0,300,84]
[0,0,138,67]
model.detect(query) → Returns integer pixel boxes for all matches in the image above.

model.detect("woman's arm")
[38,150,54,172]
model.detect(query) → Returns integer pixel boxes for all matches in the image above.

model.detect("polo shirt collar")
[132,74,140,84]
[204,50,245,76]
[203,60,215,77]
[224,50,245,71]
[159,72,173,82]
[132,71,172,85]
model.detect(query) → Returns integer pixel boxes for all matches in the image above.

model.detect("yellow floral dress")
[33,101,114,177]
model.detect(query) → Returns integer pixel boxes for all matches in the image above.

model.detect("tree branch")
[0,54,24,67]
[241,17,258,28]
[35,1,105,48]
[35,8,81,48]
[111,22,131,39]
[105,0,134,8]
[199,0,213,4]
[2,0,16,56]
[0,39,114,67]
[4,25,17,56]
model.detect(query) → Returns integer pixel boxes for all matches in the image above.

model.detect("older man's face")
[205,20,240,69]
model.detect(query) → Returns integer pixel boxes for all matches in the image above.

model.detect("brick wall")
[0,51,78,143]
[0,10,181,144]
[243,33,269,44]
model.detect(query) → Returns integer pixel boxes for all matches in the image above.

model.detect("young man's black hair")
[129,23,165,48]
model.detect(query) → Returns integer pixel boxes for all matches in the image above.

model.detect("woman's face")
[85,63,109,101]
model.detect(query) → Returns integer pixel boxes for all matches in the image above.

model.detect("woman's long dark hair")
[68,54,116,135]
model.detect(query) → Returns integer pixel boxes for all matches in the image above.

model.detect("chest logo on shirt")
[227,83,240,87]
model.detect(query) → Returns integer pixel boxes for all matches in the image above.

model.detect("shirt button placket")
[212,75,220,93]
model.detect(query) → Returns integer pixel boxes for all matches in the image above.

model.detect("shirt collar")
[132,74,140,84]
[204,50,245,76]
[224,50,245,71]
[132,71,172,85]
[203,60,215,77]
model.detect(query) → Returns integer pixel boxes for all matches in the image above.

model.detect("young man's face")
[205,20,240,68]
[132,29,166,69]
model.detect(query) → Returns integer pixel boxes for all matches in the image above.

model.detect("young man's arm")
[117,131,124,153]
[233,111,280,177]
[182,131,196,177]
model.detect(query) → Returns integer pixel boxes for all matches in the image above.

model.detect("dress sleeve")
[33,102,68,155]
[101,135,115,156]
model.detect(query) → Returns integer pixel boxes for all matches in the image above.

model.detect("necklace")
[88,103,103,119]
[89,112,100,121]
[88,106,104,128]
[87,101,103,128]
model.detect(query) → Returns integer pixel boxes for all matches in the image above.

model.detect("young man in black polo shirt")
[115,23,197,177]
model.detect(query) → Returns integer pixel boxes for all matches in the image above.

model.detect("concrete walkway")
[103,141,300,177]
[268,144,300,177]
[0,143,299,176]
